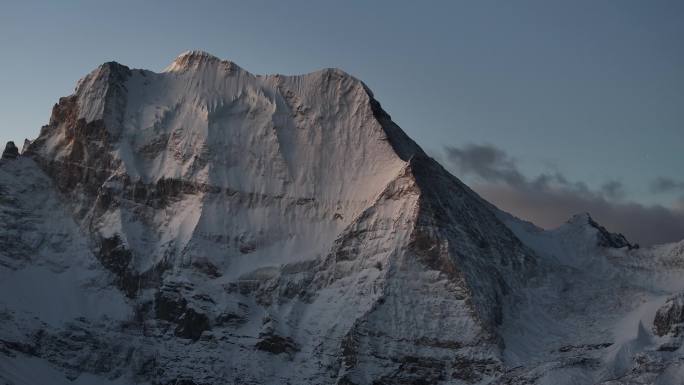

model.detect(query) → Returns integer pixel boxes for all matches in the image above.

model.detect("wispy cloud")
[601,180,624,200]
[444,144,525,186]
[444,144,684,246]
[650,177,684,193]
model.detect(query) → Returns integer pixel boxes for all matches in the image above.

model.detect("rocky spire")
[1,141,19,160]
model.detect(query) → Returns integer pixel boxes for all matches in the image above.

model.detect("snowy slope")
[1,51,682,385]
[498,212,684,384]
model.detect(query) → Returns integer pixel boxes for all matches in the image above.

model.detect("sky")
[1,0,682,244]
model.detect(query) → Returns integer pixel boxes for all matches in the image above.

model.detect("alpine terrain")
[1,51,683,385]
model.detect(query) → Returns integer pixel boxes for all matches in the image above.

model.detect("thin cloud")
[445,144,525,186]
[444,144,684,246]
[650,177,684,193]
[601,180,624,200]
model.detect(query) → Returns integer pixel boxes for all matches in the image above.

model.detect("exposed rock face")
[1,141,19,159]
[0,52,682,385]
[154,287,210,341]
[255,333,300,356]
[588,216,638,250]
[654,294,684,337]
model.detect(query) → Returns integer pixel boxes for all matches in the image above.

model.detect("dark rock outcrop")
[653,293,684,336]
[373,355,447,385]
[1,141,19,159]
[586,213,638,249]
[155,288,210,341]
[254,333,299,356]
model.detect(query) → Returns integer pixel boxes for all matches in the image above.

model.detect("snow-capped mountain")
[1,51,682,385]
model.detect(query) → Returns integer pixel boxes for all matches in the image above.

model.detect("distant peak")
[565,212,638,250]
[164,50,237,73]
[566,212,593,225]
[176,50,220,61]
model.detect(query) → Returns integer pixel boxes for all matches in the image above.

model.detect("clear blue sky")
[1,0,682,209]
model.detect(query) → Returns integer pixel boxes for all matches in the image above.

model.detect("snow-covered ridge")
[499,209,684,383]
[163,49,238,73]
[45,53,427,279]
[34,51,417,195]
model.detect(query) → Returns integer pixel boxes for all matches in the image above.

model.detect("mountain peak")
[164,50,238,73]
[3,53,682,385]
[566,212,593,225]
[176,49,220,61]
[565,212,638,249]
